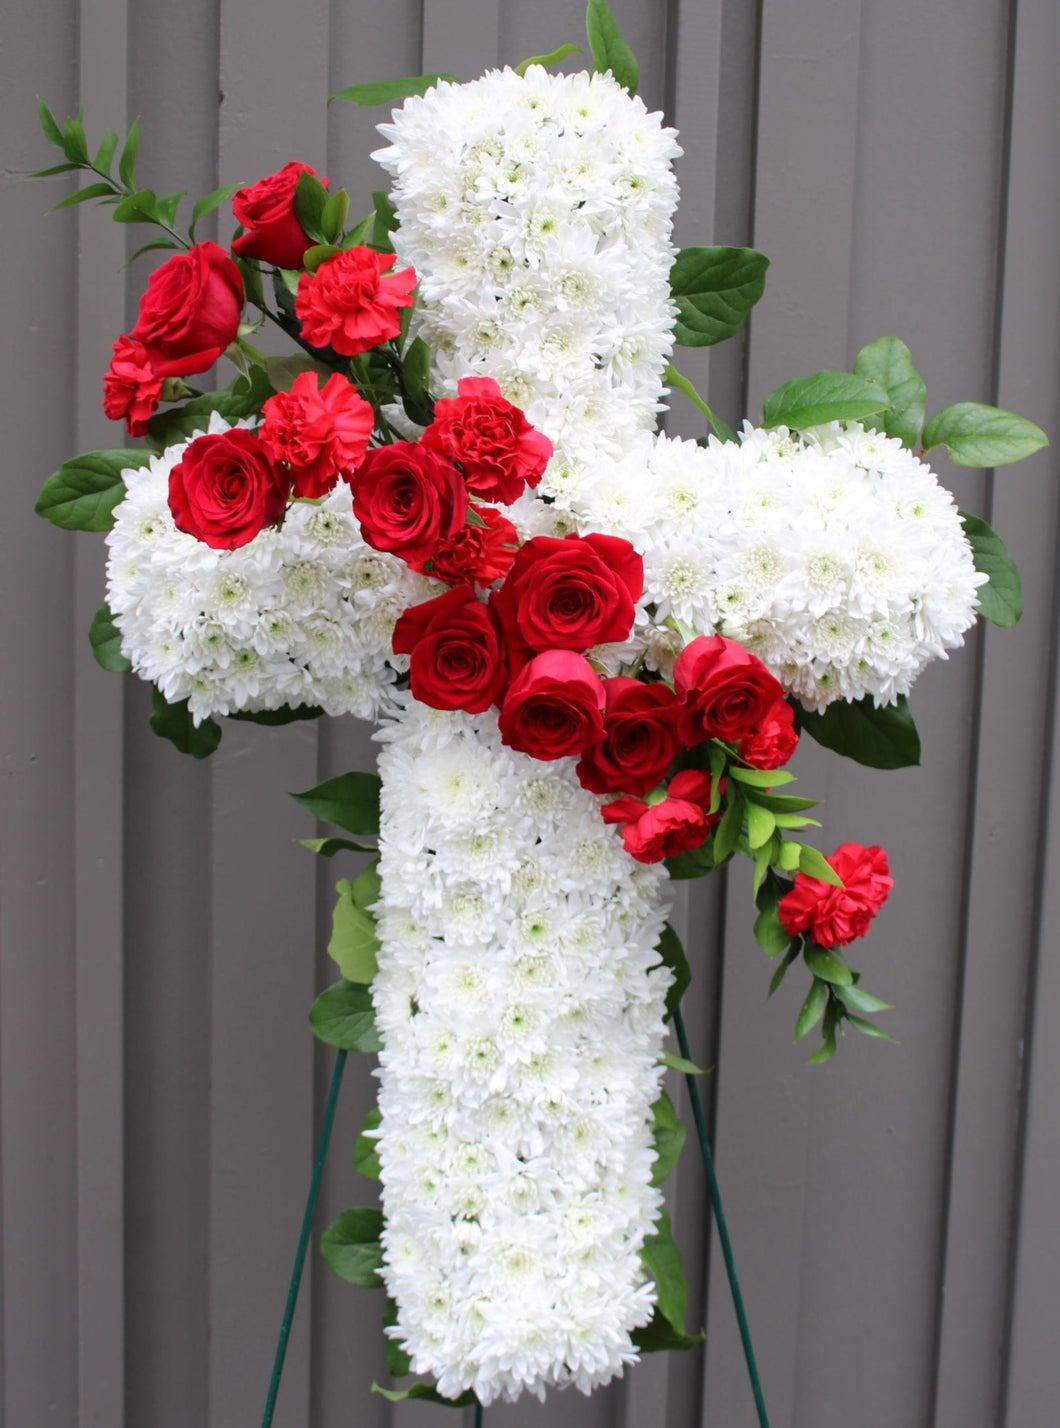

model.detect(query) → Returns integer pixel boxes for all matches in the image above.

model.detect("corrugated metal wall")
[3,1,1058,1424]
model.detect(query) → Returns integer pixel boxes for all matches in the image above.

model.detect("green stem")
[672,1007,770,1428]
[474,1403,483,1428]
[261,1048,348,1428]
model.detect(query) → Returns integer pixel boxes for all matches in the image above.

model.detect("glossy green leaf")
[61,114,89,164]
[291,771,381,836]
[728,766,794,788]
[293,168,329,243]
[797,844,844,887]
[371,190,398,253]
[148,689,222,759]
[640,1209,691,1338]
[297,836,376,856]
[922,401,1048,468]
[329,74,461,107]
[514,43,582,76]
[190,181,244,239]
[633,1308,704,1353]
[235,256,266,310]
[762,370,890,432]
[93,128,120,174]
[798,693,921,770]
[309,980,382,1052]
[960,511,1023,626]
[35,448,148,531]
[145,367,275,450]
[804,945,854,986]
[29,161,82,178]
[777,840,802,872]
[746,801,777,850]
[52,180,114,211]
[652,922,690,1019]
[663,364,734,440]
[713,791,744,862]
[118,118,140,188]
[661,1050,708,1076]
[649,1090,686,1186]
[124,237,181,266]
[753,899,792,956]
[227,703,323,726]
[320,1207,384,1286]
[383,1297,412,1378]
[808,1033,838,1064]
[112,188,158,223]
[853,336,926,449]
[767,942,801,997]
[320,187,351,244]
[845,1012,896,1042]
[88,603,131,672]
[328,879,380,984]
[354,861,382,909]
[663,837,715,881]
[372,1382,477,1407]
[751,791,818,812]
[262,354,331,392]
[355,1106,382,1180]
[586,0,639,93]
[794,978,829,1041]
[152,191,185,228]
[833,982,893,1015]
[302,242,340,273]
[37,97,64,148]
[669,247,769,348]
[401,336,432,405]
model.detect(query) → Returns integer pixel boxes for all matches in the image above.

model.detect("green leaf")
[649,1091,686,1186]
[344,214,374,249]
[112,188,157,223]
[960,511,1023,626]
[93,128,120,174]
[753,899,792,956]
[795,978,829,1041]
[797,693,921,770]
[320,187,351,244]
[51,181,117,211]
[845,1012,896,1042]
[669,247,769,348]
[401,335,432,407]
[124,237,181,266]
[514,43,582,77]
[320,1207,384,1286]
[797,844,844,887]
[633,1306,704,1353]
[808,1032,838,1064]
[371,190,398,253]
[773,813,819,830]
[661,1050,708,1076]
[355,1106,382,1180]
[35,448,149,531]
[88,603,131,672]
[262,355,331,392]
[329,74,461,107]
[585,0,639,93]
[190,181,244,240]
[713,791,744,862]
[746,800,776,850]
[663,364,734,441]
[328,879,380,983]
[293,168,329,244]
[309,980,382,1052]
[145,367,275,449]
[148,689,222,759]
[728,766,794,787]
[767,942,801,997]
[663,838,715,881]
[118,118,140,188]
[372,1382,478,1407]
[291,771,381,836]
[804,945,854,986]
[922,401,1048,468]
[640,1209,692,1339]
[852,336,926,449]
[383,1297,412,1378]
[61,114,89,164]
[37,97,64,148]
[762,370,890,432]
[751,791,819,813]
[833,982,893,1015]
[235,257,266,311]
[227,703,323,726]
[652,922,690,1019]
[354,861,382,909]
[777,840,802,872]
[29,161,83,177]
[303,243,340,273]
[297,836,376,856]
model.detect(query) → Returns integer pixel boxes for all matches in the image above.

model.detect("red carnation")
[778,843,893,949]
[392,586,507,713]
[738,697,799,770]
[422,375,553,504]
[260,371,374,497]
[130,241,244,379]
[231,161,326,271]
[168,428,289,550]
[601,771,719,865]
[102,334,163,436]
[490,532,643,672]
[430,504,519,587]
[350,441,467,571]
[498,650,606,761]
[577,678,682,796]
[673,633,788,746]
[295,246,415,357]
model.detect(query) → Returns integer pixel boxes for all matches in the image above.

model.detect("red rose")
[498,650,606,760]
[601,769,720,862]
[738,697,799,770]
[260,371,374,497]
[295,246,416,357]
[491,533,643,671]
[422,375,553,504]
[350,441,467,570]
[392,586,507,713]
[674,634,787,745]
[430,504,519,587]
[577,678,682,796]
[778,842,893,949]
[231,161,326,271]
[168,428,289,549]
[130,241,244,378]
[102,334,163,436]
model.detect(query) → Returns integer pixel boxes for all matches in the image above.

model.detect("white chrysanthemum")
[373,66,681,473]
[373,702,671,1405]
[571,422,986,709]
[104,414,437,723]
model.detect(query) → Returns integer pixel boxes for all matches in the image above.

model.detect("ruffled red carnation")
[430,504,519,587]
[422,375,553,504]
[295,246,415,357]
[260,371,374,497]
[778,842,893,949]
[102,334,163,436]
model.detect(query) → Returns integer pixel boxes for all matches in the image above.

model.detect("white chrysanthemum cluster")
[104,414,437,723]
[566,421,986,708]
[372,701,672,1404]
[373,66,681,467]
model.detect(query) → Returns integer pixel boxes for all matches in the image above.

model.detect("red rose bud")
[673,633,787,745]
[260,371,374,498]
[778,842,893,949]
[430,504,519,587]
[393,586,507,714]
[295,245,415,357]
[601,787,712,865]
[491,532,644,672]
[498,650,606,761]
[737,696,799,770]
[231,161,327,272]
[422,375,553,504]
[130,241,244,379]
[102,334,163,436]
[350,441,467,571]
[576,677,682,796]
[168,428,289,550]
